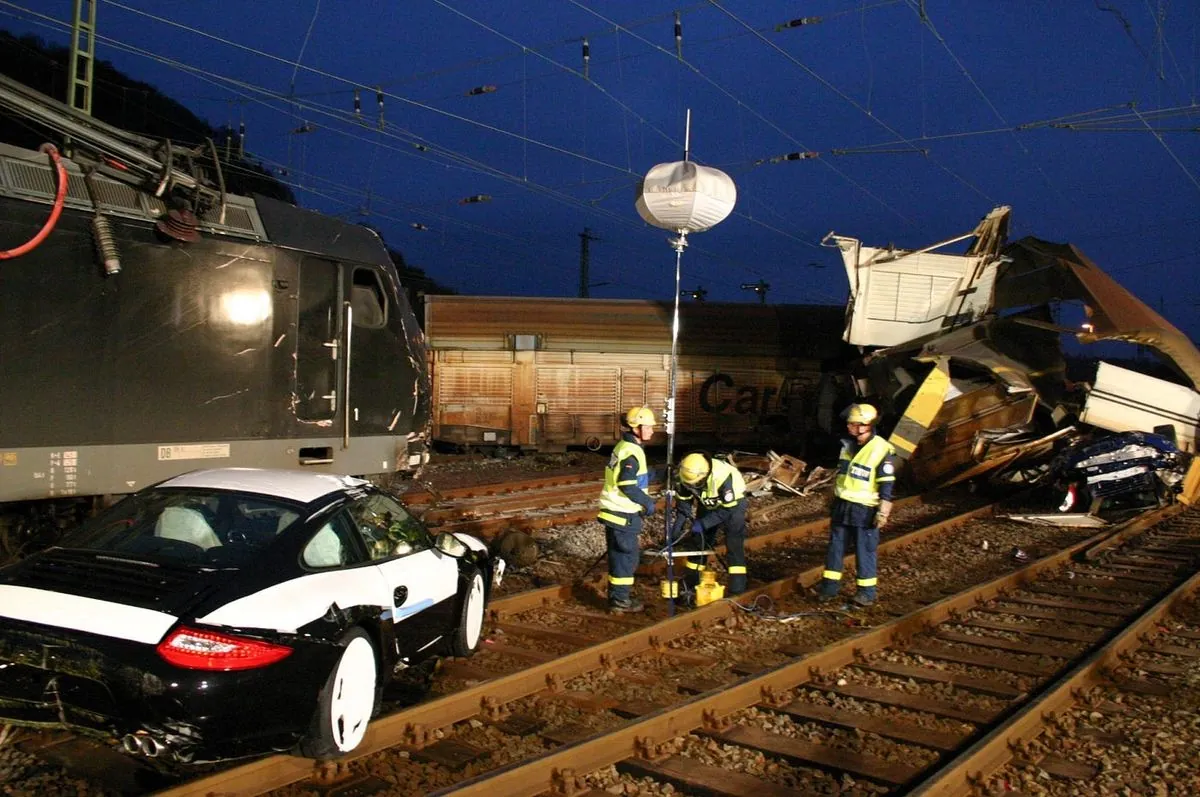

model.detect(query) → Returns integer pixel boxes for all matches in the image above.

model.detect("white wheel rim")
[463,574,485,651]
[327,636,376,752]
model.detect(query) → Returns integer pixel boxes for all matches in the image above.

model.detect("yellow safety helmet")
[678,452,710,486]
[624,406,657,428]
[846,403,879,425]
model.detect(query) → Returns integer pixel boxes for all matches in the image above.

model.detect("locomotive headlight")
[218,289,272,326]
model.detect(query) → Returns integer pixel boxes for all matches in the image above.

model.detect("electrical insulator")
[354,89,361,117]
[674,11,682,58]
[466,85,498,96]
[775,16,821,32]
[459,194,491,205]
[411,222,429,231]
[582,37,590,79]
[91,214,121,275]
[238,122,245,159]
[376,86,385,129]
[771,151,819,163]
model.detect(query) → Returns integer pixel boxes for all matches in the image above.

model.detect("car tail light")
[157,626,292,671]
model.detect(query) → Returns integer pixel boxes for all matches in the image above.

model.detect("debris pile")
[824,205,1200,512]
[728,451,833,497]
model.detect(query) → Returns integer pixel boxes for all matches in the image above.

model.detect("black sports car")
[0,468,502,762]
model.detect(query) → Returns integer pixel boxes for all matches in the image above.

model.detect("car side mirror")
[434,532,468,558]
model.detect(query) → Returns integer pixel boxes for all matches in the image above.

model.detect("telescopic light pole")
[663,229,687,617]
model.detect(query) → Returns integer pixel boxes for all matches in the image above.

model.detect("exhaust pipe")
[120,732,166,758]
[141,736,163,758]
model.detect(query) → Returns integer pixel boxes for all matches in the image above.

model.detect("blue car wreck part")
[1061,431,1182,499]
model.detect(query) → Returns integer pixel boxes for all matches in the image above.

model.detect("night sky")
[5,1,1199,340]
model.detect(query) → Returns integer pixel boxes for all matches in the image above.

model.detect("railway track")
[403,473,606,538]
[431,504,1199,796]
[141,491,1123,796]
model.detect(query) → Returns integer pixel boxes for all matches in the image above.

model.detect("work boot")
[814,579,841,604]
[850,591,877,608]
[608,595,645,614]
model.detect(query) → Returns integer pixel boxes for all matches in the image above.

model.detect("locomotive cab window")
[351,268,387,329]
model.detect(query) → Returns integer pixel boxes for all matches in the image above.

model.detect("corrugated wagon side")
[425,296,848,452]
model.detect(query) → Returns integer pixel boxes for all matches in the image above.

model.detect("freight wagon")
[425,296,850,453]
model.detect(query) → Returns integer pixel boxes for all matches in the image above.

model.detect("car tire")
[300,628,378,759]
[448,568,486,657]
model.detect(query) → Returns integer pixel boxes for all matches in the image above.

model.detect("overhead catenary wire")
[3,0,826,259]
[1130,104,1200,193]
[8,1,1190,310]
[905,1,1077,225]
[562,0,921,232]
[707,0,999,213]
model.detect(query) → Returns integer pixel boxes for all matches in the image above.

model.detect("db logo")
[158,447,173,459]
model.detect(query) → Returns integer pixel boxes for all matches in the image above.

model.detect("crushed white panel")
[832,236,1001,347]
[1082,362,1199,452]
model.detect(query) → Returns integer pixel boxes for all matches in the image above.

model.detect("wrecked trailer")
[826,206,1200,502]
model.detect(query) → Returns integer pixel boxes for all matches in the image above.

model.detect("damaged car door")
[346,492,456,661]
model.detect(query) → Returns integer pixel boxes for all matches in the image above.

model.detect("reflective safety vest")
[598,439,649,521]
[834,435,895,508]
[698,459,746,509]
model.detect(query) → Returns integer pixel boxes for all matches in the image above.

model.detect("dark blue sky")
[6,1,1199,338]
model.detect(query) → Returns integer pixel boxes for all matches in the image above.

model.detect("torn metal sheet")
[999,238,1200,388]
[906,379,1038,485]
[1002,513,1108,527]
[1181,458,1200,506]
[1082,362,1199,453]
[938,426,1078,488]
[908,313,1066,405]
[889,358,950,459]
[827,206,1011,347]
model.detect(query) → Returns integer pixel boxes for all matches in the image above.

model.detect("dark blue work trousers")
[602,514,642,601]
[818,522,879,601]
[683,504,748,595]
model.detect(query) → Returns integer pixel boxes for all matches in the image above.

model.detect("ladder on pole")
[67,0,97,116]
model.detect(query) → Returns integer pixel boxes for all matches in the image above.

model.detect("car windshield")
[60,488,304,568]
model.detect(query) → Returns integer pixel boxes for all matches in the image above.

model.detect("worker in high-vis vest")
[596,406,659,613]
[816,403,896,608]
[676,452,749,597]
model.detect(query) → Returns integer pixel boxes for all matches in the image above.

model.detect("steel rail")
[155,498,990,796]
[402,472,604,506]
[488,494,927,616]
[429,502,1183,796]
[909,508,1200,796]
